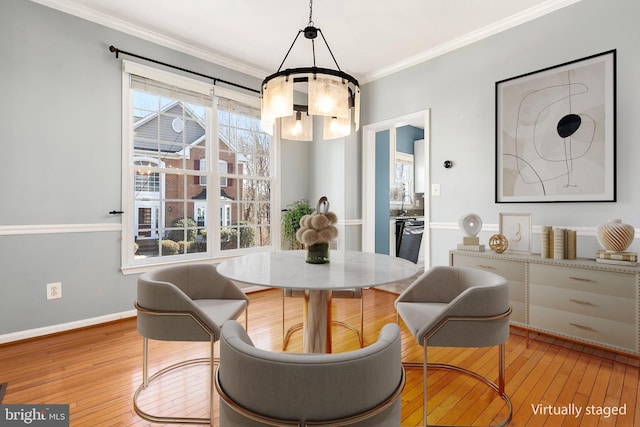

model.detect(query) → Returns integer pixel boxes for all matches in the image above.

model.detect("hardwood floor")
[1,288,638,426]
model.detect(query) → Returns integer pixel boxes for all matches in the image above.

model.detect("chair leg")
[133,338,212,425]
[142,337,149,388]
[499,342,505,394]
[209,339,215,427]
[359,293,364,347]
[423,340,428,427]
[403,339,512,427]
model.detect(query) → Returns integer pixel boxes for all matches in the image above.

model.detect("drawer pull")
[477,264,495,270]
[569,299,596,307]
[568,276,594,283]
[569,323,596,332]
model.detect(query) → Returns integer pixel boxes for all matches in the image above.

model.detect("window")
[121,61,275,270]
[220,204,231,227]
[219,160,228,187]
[391,152,414,204]
[198,159,207,186]
[134,160,160,192]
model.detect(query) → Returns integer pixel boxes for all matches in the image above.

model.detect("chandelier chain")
[268,0,355,81]
[318,29,341,71]
[276,30,303,73]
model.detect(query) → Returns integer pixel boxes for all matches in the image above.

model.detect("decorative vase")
[596,219,635,252]
[306,242,330,264]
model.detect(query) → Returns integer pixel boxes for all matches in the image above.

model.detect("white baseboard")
[0,287,264,345]
[0,310,137,344]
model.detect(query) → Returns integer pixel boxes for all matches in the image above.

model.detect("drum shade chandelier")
[260,0,360,140]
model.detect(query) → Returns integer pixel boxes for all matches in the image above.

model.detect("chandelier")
[260,0,360,141]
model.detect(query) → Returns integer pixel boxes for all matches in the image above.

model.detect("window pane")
[217,97,272,252]
[239,225,256,248]
[164,202,185,230]
[220,226,238,250]
[256,225,272,247]
[130,83,210,262]
[163,173,183,200]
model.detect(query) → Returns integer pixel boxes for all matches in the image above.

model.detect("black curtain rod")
[109,45,260,95]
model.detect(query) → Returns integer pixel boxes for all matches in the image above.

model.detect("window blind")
[124,60,213,106]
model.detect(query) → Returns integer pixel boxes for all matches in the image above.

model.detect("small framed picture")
[499,213,532,254]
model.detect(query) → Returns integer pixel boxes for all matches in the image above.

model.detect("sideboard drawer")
[451,253,525,324]
[530,305,637,351]
[528,264,635,299]
[530,283,635,324]
[451,254,524,282]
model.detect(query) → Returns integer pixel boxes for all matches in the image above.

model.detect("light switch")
[431,184,441,196]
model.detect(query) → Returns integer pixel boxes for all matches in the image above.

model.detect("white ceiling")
[35,0,581,83]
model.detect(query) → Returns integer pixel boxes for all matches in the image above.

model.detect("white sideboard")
[450,250,640,356]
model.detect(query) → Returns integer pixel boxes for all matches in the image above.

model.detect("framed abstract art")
[495,50,616,203]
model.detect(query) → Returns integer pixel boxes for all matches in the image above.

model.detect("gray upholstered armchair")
[134,263,248,426]
[216,320,405,426]
[395,265,512,427]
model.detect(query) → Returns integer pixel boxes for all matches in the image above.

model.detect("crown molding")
[361,0,584,83]
[29,0,269,80]
[30,0,584,87]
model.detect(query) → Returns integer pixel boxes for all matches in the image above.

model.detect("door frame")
[362,109,431,269]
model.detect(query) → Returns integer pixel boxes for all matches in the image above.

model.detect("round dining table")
[217,250,419,353]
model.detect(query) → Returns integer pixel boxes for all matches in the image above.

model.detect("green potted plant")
[281,199,314,249]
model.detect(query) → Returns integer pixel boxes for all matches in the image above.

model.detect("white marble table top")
[217,250,419,290]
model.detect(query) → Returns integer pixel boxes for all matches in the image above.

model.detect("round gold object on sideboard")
[489,234,508,253]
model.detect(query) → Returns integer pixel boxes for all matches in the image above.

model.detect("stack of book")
[541,226,576,260]
[595,250,638,266]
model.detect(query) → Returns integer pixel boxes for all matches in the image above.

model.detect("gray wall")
[0,0,262,339]
[358,0,640,267]
[374,131,391,254]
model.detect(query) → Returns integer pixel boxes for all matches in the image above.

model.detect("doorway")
[362,110,430,269]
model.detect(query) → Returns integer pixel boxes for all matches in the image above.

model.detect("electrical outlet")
[47,282,62,300]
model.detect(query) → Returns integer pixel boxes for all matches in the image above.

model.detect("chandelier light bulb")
[329,117,339,132]
[291,119,303,135]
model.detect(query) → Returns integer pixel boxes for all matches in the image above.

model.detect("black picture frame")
[495,50,616,203]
